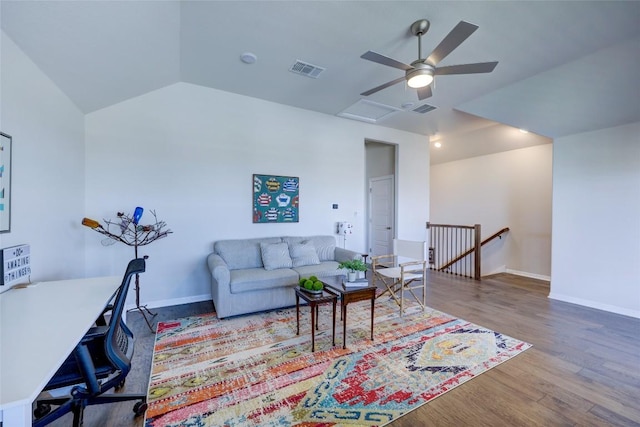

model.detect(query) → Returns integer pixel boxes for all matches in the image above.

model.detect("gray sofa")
[207,235,361,318]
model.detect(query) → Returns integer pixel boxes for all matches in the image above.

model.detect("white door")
[369,175,394,256]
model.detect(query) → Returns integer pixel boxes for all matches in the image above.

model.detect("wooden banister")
[437,227,509,272]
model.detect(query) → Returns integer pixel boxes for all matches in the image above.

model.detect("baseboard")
[484,265,507,276]
[505,269,551,282]
[125,293,211,312]
[548,293,640,319]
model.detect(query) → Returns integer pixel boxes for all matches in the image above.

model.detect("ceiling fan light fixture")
[406,67,434,88]
[360,19,497,100]
[407,72,433,88]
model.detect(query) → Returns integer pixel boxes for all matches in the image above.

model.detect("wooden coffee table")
[323,276,377,349]
[295,287,337,352]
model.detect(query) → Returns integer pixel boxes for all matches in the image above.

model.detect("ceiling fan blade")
[360,76,406,96]
[361,51,413,71]
[417,85,433,100]
[434,61,498,75]
[426,21,478,66]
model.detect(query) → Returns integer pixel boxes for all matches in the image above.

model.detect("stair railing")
[426,222,509,280]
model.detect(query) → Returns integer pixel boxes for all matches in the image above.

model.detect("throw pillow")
[260,242,293,271]
[315,243,336,261]
[289,241,320,267]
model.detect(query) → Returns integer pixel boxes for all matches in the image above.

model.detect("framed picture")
[0,133,11,233]
[253,174,299,223]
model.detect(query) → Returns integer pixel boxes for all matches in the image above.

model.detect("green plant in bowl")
[299,276,324,292]
[337,259,368,273]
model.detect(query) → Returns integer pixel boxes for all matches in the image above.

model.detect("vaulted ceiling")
[2,1,639,163]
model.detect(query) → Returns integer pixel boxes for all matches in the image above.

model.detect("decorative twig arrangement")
[82,209,172,333]
[82,210,172,248]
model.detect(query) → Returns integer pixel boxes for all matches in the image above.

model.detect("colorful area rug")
[145,299,531,426]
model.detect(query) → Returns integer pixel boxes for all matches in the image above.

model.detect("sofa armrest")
[207,253,231,298]
[334,247,362,263]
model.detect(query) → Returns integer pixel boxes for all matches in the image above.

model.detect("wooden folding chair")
[371,239,427,316]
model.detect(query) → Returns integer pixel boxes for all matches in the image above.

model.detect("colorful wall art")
[253,174,299,223]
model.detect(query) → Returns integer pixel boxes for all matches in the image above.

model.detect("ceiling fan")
[360,19,498,100]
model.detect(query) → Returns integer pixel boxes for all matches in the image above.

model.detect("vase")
[347,272,357,282]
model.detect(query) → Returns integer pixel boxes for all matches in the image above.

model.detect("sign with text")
[1,244,31,291]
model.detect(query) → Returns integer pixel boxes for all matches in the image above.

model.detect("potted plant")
[338,259,368,282]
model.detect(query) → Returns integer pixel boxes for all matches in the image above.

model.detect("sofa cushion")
[293,261,343,278]
[282,235,336,261]
[260,242,293,271]
[289,241,321,267]
[215,237,282,270]
[229,268,298,293]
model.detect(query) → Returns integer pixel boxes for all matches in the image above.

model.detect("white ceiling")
[2,1,639,164]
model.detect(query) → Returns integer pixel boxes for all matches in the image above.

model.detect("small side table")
[295,287,338,352]
[323,277,376,349]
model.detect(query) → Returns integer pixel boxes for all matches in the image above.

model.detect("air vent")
[412,104,437,114]
[289,60,326,79]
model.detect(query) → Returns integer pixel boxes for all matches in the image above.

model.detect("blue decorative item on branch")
[133,206,144,225]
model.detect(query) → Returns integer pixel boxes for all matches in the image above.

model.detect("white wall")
[84,82,429,307]
[0,31,86,281]
[366,141,395,179]
[550,122,640,318]
[430,144,553,278]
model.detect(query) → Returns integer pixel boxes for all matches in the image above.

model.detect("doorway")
[365,140,396,256]
[369,175,395,256]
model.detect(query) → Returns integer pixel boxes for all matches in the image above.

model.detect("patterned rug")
[145,298,531,426]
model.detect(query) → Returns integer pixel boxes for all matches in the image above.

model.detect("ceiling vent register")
[412,104,437,114]
[289,60,326,79]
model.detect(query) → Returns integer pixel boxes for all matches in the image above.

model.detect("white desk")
[0,276,121,427]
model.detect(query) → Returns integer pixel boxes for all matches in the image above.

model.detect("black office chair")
[33,258,148,427]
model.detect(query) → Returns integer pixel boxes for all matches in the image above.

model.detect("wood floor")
[45,272,640,426]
